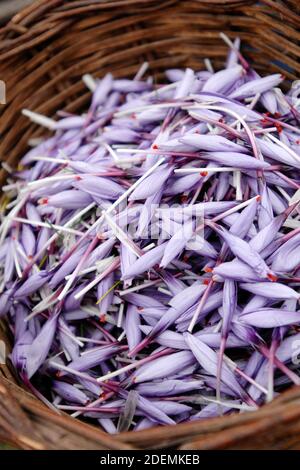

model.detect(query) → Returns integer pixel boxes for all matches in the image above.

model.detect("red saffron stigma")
[267,273,278,282]
[204,266,213,273]
[39,197,49,205]
[260,118,270,125]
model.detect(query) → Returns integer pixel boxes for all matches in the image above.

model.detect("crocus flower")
[125,305,142,352]
[201,152,270,170]
[270,233,300,272]
[25,312,59,379]
[74,176,124,200]
[174,68,195,99]
[53,380,89,405]
[184,333,248,400]
[21,224,36,258]
[210,222,277,280]
[14,270,50,299]
[122,243,167,280]
[129,165,173,200]
[240,282,300,300]
[45,190,93,209]
[202,65,243,93]
[241,308,300,328]
[91,73,113,110]
[180,134,246,153]
[56,345,125,376]
[229,74,283,100]
[136,379,204,397]
[133,351,195,383]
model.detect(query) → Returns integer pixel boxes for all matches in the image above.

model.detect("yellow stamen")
[17,163,25,171]
[39,253,48,269]
[96,280,120,305]
[0,195,10,212]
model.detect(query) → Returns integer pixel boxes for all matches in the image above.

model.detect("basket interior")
[0,0,300,450]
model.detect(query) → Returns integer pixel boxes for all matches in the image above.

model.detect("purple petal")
[59,318,80,361]
[74,176,124,200]
[91,73,113,109]
[14,271,50,299]
[180,134,246,153]
[160,220,194,267]
[129,166,172,201]
[222,280,237,337]
[184,333,246,399]
[26,202,42,223]
[270,233,300,272]
[113,79,150,93]
[97,272,115,316]
[241,308,300,328]
[257,137,298,167]
[229,74,283,100]
[213,260,260,282]
[136,379,204,397]
[46,190,93,209]
[240,282,300,300]
[211,223,276,280]
[202,152,270,170]
[174,68,195,99]
[61,344,124,374]
[55,116,86,130]
[149,400,192,416]
[21,224,36,258]
[122,243,166,280]
[136,394,175,425]
[133,351,195,383]
[26,312,59,379]
[202,65,243,93]
[229,198,259,238]
[226,37,241,68]
[49,242,89,288]
[53,380,89,404]
[125,304,142,351]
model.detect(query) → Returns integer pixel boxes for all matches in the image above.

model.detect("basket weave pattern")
[0,0,300,450]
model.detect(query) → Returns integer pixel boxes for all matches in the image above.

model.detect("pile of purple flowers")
[1,36,300,432]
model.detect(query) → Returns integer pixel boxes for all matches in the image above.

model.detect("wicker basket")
[0,0,300,450]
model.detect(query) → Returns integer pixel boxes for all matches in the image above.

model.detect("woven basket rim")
[1,0,300,450]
